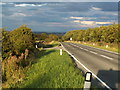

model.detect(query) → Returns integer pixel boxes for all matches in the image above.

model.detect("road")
[61,42,119,89]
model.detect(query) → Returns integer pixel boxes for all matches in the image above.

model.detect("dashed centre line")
[90,51,97,54]
[100,55,113,60]
[70,44,114,61]
[80,47,83,49]
[84,49,89,51]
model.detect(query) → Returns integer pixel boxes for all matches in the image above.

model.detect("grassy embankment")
[66,41,119,53]
[16,48,85,88]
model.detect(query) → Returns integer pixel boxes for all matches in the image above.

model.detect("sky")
[1,2,118,32]
[2,0,120,2]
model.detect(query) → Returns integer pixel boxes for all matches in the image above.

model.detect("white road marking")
[89,51,97,54]
[80,47,83,49]
[84,49,89,51]
[77,43,119,55]
[100,55,113,60]
[60,43,112,90]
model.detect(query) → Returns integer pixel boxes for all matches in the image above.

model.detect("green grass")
[67,41,119,53]
[17,49,85,88]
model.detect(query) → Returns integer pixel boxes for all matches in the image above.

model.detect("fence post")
[106,45,108,48]
[84,72,92,90]
[60,49,62,55]
[70,37,72,41]
[35,44,38,48]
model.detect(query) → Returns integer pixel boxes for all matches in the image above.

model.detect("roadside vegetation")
[2,25,37,88]
[62,24,119,53]
[2,25,84,88]
[16,49,84,88]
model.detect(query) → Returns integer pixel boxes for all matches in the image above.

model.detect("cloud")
[3,0,120,2]
[0,2,14,5]
[96,22,113,24]
[91,6,102,11]
[79,24,99,28]
[0,2,6,5]
[14,3,47,7]
[70,16,85,20]
[69,16,97,20]
[2,2,118,32]
[73,20,95,24]
[113,13,118,16]
[80,21,95,25]
[12,13,32,17]
[73,20,80,23]
[73,20,113,25]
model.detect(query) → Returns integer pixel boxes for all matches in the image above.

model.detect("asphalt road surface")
[61,42,119,89]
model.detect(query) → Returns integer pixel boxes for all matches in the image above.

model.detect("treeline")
[62,24,119,43]
[35,33,59,42]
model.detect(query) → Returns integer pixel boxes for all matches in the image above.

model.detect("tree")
[2,29,12,59]
[36,33,48,40]
[62,24,119,43]
[45,34,59,42]
[9,25,34,54]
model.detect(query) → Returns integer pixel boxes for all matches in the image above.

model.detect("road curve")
[61,42,119,89]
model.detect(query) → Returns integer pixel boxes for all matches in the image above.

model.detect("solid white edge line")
[100,55,113,60]
[60,43,112,90]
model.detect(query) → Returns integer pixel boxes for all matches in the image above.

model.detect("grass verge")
[16,49,85,88]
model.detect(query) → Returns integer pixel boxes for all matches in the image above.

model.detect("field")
[16,49,85,88]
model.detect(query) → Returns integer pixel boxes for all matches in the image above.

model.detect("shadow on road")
[92,69,120,89]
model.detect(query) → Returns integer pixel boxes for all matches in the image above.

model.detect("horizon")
[2,2,118,32]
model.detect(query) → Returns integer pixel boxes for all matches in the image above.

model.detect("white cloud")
[12,13,32,17]
[70,16,85,20]
[91,6,102,11]
[113,13,118,16]
[96,22,113,24]
[73,20,80,23]
[0,2,6,5]
[70,16,97,20]
[81,21,95,25]
[14,3,47,7]
[74,20,95,25]
[73,20,113,25]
